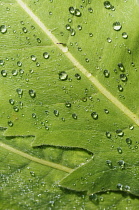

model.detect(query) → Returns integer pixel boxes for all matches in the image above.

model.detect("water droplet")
[85,58,89,63]
[107,37,112,43]
[45,126,49,130]
[75,9,81,17]
[1,70,7,77]
[36,62,40,67]
[126,138,132,145]
[88,7,93,13]
[8,121,13,127]
[124,185,130,191]
[66,24,71,30]
[30,171,35,177]
[69,6,75,15]
[9,99,15,105]
[104,1,112,9]
[37,38,41,43]
[54,109,59,117]
[117,147,122,154]
[104,109,109,114]
[113,22,122,31]
[43,52,50,59]
[75,73,81,80]
[32,113,36,118]
[118,84,123,92]
[103,70,110,78]
[0,60,5,66]
[59,71,68,81]
[118,63,125,71]
[29,89,36,98]
[12,70,18,76]
[122,32,128,39]
[65,102,71,108]
[70,28,76,36]
[77,25,82,30]
[17,61,22,67]
[127,49,131,54]
[129,124,134,130]
[116,129,124,137]
[72,113,77,119]
[106,131,111,138]
[22,27,28,33]
[118,160,125,168]
[78,47,82,51]
[120,74,127,82]
[91,112,98,120]
[89,33,93,37]
[68,18,72,23]
[31,55,37,62]
[106,160,112,167]
[117,183,123,190]
[13,106,19,112]
[0,25,7,34]
[90,194,98,201]
[16,88,23,97]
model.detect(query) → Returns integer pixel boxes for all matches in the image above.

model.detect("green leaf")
[1,0,139,208]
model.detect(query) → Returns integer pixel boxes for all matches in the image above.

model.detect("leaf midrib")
[16,0,139,127]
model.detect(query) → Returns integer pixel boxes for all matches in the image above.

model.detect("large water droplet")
[91,112,98,120]
[1,70,7,77]
[29,89,36,98]
[69,6,75,15]
[54,109,59,117]
[0,25,7,34]
[59,71,68,81]
[113,22,122,31]
[120,74,127,82]
[75,9,81,17]
[103,70,110,78]
[43,52,50,59]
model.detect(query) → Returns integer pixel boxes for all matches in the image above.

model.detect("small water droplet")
[88,7,93,13]
[68,18,72,23]
[66,24,71,30]
[118,63,125,71]
[103,69,110,78]
[122,32,128,39]
[8,121,13,127]
[36,62,40,67]
[91,112,98,120]
[75,73,81,80]
[116,129,124,137]
[113,22,122,31]
[22,27,28,33]
[32,113,36,118]
[124,185,130,191]
[69,6,75,15]
[106,160,112,167]
[70,28,76,36]
[107,37,112,43]
[104,109,109,114]
[13,106,19,112]
[59,71,68,81]
[16,88,23,97]
[12,70,18,76]
[37,38,41,43]
[17,61,22,67]
[31,55,37,62]
[126,138,132,145]
[0,60,5,66]
[75,9,81,17]
[0,25,7,34]
[77,25,82,30]
[129,124,134,130]
[78,47,82,51]
[45,126,49,130]
[85,58,89,63]
[89,33,93,37]
[117,183,123,190]
[106,131,111,138]
[104,1,112,9]
[90,194,98,201]
[117,147,122,154]
[43,52,50,59]
[65,102,71,108]
[29,89,36,98]
[118,84,123,92]
[9,99,15,105]
[72,113,77,119]
[118,160,125,168]
[1,70,7,77]
[30,171,35,177]
[120,74,127,82]
[54,109,59,117]
[127,49,131,54]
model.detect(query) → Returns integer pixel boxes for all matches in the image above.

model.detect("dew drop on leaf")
[88,7,93,13]
[72,113,77,119]
[107,37,112,43]
[85,58,89,63]
[66,24,71,30]
[69,6,75,15]
[36,62,40,67]
[0,60,5,66]
[117,147,123,154]
[77,25,82,30]
[13,106,19,112]
[17,61,22,67]
[117,183,123,190]
[45,126,49,130]
[103,69,110,78]
[116,129,124,137]
[59,71,68,81]
[75,9,81,17]
[129,124,134,130]
[75,73,81,80]
[22,27,28,33]
[1,70,7,77]
[68,18,72,23]
[0,25,7,34]
[37,38,41,43]
[113,22,122,31]
[91,112,98,120]
[104,109,109,114]
[125,185,130,191]
[8,121,13,127]
[104,1,112,9]
[19,69,24,75]
[70,28,76,36]
[54,109,59,117]
[126,138,132,145]
[16,88,23,97]
[31,55,37,62]
[12,70,18,76]
[89,33,93,37]
[89,194,98,201]
[118,63,125,71]
[120,74,127,82]
[106,160,112,167]
[32,113,36,118]
[9,99,15,105]
[118,160,125,168]
[29,89,36,98]
[106,131,111,138]
[65,102,71,108]
[118,84,123,92]
[43,52,50,59]
[122,32,128,39]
